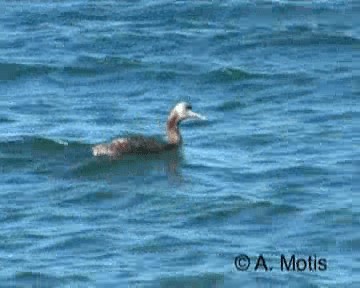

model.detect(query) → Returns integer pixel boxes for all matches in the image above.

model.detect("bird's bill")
[187,110,207,120]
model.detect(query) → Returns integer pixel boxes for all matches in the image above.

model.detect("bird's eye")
[186,104,192,110]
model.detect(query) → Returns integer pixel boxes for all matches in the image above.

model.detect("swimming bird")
[92,102,206,157]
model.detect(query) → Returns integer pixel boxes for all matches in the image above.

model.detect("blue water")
[0,0,358,287]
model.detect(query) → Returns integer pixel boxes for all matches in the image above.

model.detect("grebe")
[92,102,206,157]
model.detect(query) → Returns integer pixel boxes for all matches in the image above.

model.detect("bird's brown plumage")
[92,102,205,157]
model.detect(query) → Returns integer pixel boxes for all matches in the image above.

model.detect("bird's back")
[92,136,177,157]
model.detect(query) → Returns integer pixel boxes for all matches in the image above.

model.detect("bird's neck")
[166,112,182,145]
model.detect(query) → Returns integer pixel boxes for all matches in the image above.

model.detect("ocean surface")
[0,0,358,287]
